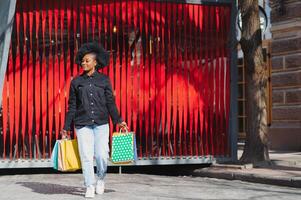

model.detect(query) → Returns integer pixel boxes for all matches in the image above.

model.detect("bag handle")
[61,134,71,140]
[119,126,129,134]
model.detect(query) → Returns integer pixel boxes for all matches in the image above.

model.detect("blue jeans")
[75,124,109,187]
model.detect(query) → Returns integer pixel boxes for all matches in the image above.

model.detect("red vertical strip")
[8,50,14,160]
[53,1,60,141]
[48,1,53,42]
[67,0,72,42]
[132,1,139,148]
[171,3,177,157]
[198,5,204,156]
[188,4,194,156]
[59,0,65,41]
[219,6,224,156]
[138,2,144,158]
[218,6,224,156]
[65,54,72,128]
[34,2,41,158]
[41,3,47,45]
[91,0,97,39]
[8,48,15,159]
[66,3,72,113]
[165,2,172,157]
[154,2,160,157]
[54,53,60,140]
[126,0,133,132]
[27,54,34,159]
[26,1,34,159]
[107,1,114,145]
[215,6,221,156]
[132,46,138,154]
[41,1,48,158]
[41,55,47,158]
[28,3,34,50]
[48,53,54,156]
[59,0,66,134]
[15,13,21,159]
[144,1,150,157]
[203,5,209,156]
[193,4,200,156]
[27,4,34,159]
[120,2,130,131]
[85,0,91,39]
[35,3,40,40]
[220,6,227,156]
[177,3,183,157]
[73,0,78,41]
[132,1,139,156]
[35,51,41,159]
[114,1,121,127]
[21,47,28,159]
[59,54,65,135]
[149,1,156,157]
[103,2,108,35]
[121,1,127,130]
[209,6,215,156]
[96,1,101,40]
[159,2,166,157]
[80,1,85,43]
[54,1,59,46]
[2,76,8,159]
[182,4,189,156]
[72,1,79,77]
[191,4,198,156]
[60,0,65,41]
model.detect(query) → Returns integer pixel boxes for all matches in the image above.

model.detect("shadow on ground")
[0,164,211,176]
[15,182,115,196]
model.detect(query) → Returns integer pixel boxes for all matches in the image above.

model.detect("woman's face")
[81,53,97,73]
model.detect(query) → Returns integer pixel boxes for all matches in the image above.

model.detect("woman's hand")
[60,129,69,139]
[118,121,128,130]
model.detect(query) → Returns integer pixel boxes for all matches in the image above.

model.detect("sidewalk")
[190,150,301,188]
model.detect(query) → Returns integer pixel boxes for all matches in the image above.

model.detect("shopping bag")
[111,128,137,164]
[51,140,59,170]
[53,139,81,172]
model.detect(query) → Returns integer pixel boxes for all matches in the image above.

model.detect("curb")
[190,168,301,188]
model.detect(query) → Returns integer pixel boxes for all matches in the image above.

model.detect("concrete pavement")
[189,150,301,188]
[1,173,301,200]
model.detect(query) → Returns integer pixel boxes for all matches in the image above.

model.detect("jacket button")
[92,119,95,123]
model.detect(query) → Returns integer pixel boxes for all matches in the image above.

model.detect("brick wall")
[269,0,301,151]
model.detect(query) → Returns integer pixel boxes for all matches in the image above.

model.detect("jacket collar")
[82,70,99,79]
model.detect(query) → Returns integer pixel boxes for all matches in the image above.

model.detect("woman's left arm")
[104,77,127,128]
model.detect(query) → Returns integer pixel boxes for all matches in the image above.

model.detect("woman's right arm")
[62,80,77,132]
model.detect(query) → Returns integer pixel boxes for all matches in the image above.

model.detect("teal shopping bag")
[111,128,137,164]
[51,140,59,170]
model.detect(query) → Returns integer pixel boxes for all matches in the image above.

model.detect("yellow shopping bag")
[57,139,81,172]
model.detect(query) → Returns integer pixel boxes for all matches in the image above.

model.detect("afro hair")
[75,42,109,69]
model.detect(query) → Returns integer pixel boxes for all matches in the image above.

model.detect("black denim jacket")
[63,71,123,131]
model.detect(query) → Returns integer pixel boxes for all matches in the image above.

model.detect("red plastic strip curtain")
[1,0,232,160]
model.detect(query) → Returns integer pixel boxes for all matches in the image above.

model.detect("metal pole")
[0,0,17,106]
[229,0,238,162]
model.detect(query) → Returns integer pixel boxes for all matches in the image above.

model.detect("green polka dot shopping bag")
[111,128,137,164]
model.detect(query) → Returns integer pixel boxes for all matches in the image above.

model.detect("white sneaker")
[95,180,105,194]
[85,185,95,198]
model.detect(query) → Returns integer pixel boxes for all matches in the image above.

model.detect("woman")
[61,42,127,198]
